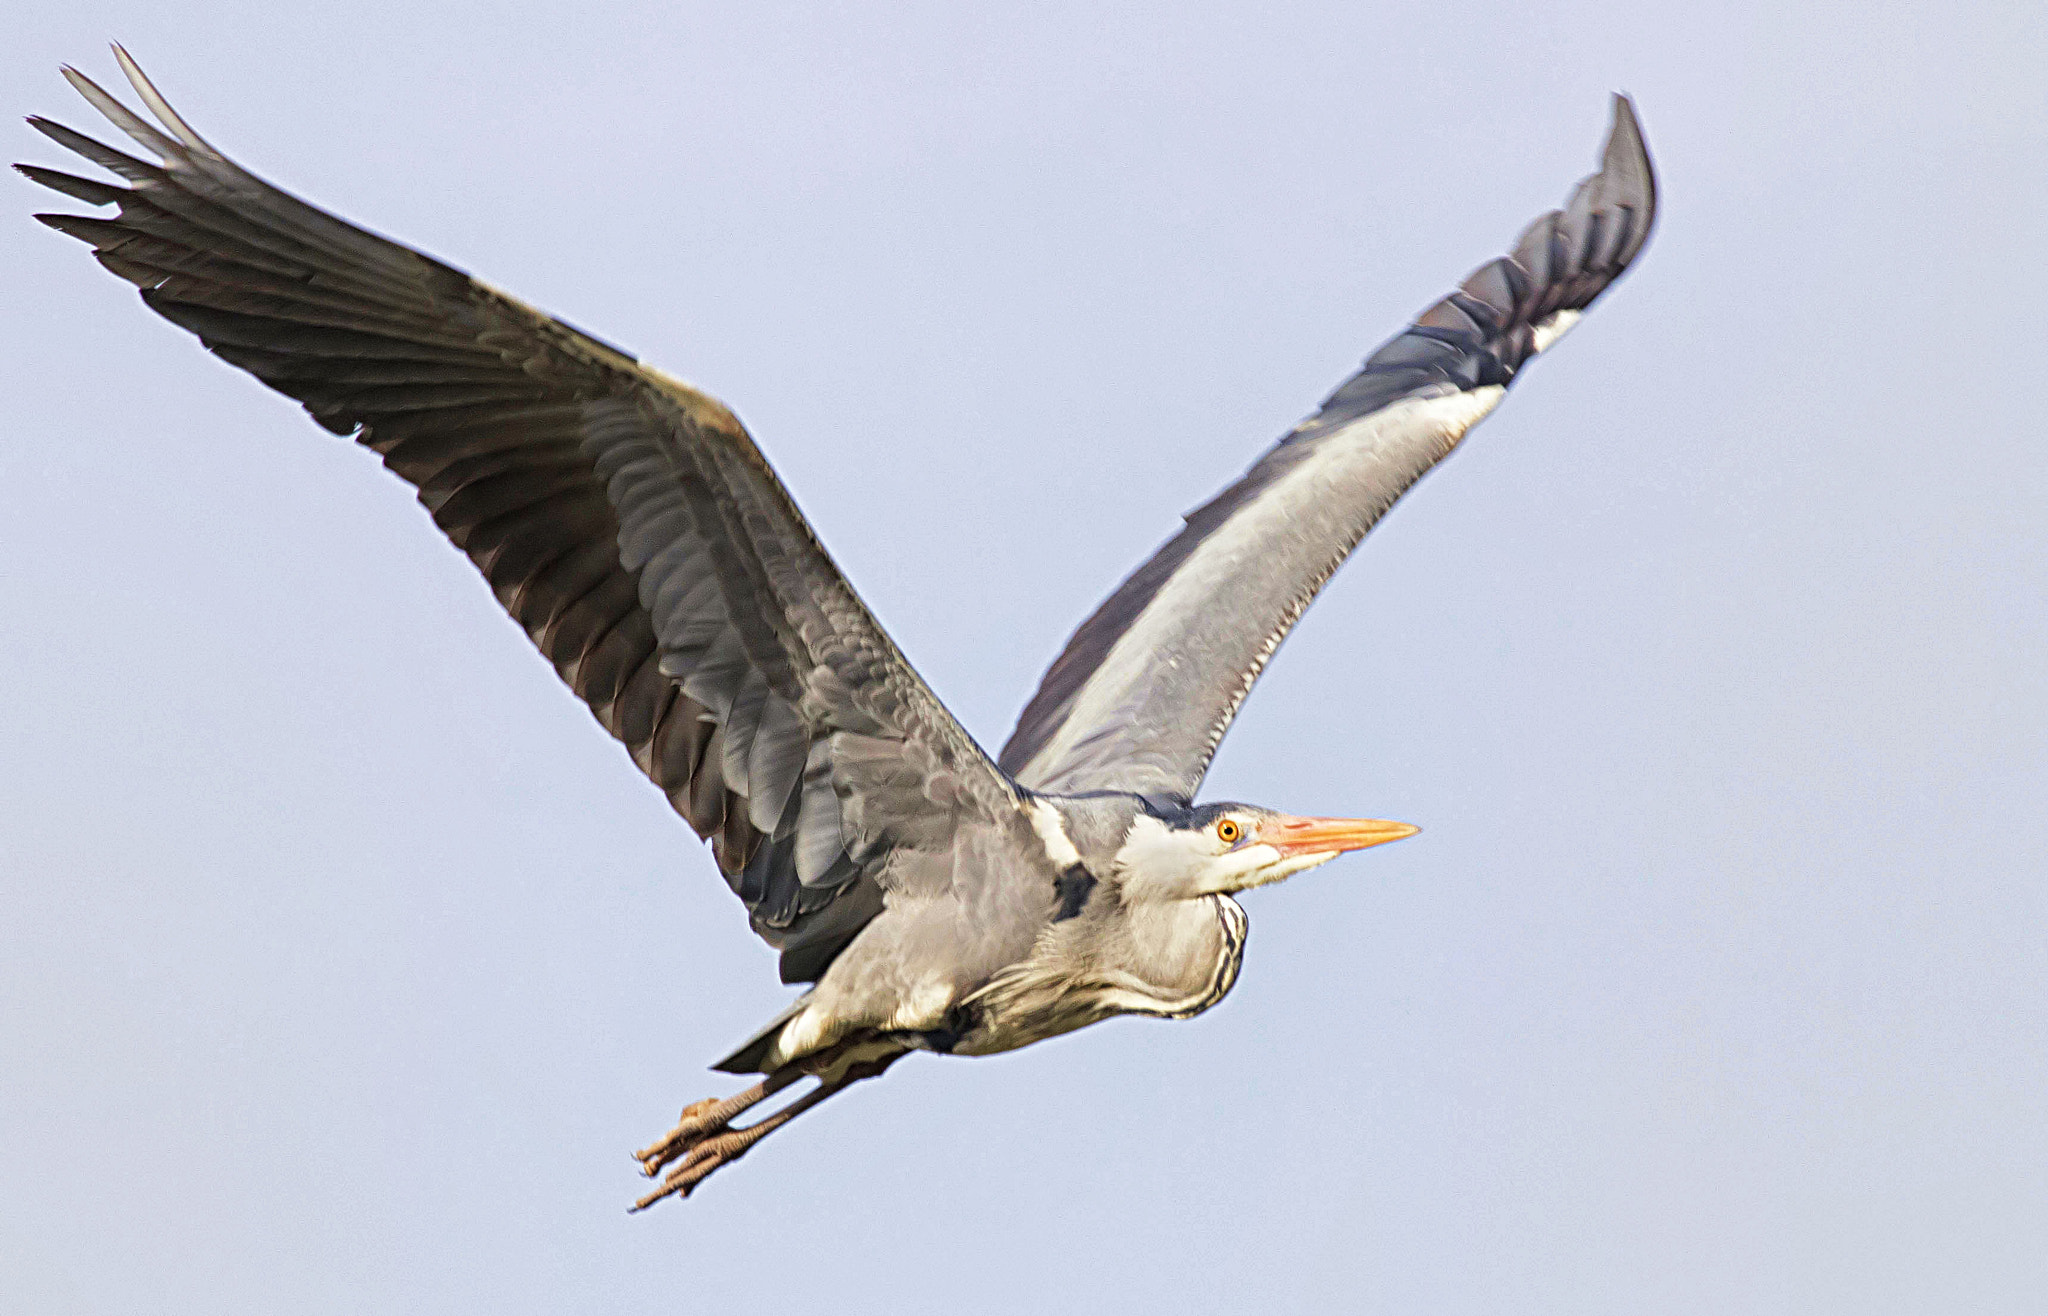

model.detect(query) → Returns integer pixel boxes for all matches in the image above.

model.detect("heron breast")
[950,894,1248,1055]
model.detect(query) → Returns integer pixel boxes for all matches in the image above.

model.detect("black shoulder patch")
[1052,865,1097,922]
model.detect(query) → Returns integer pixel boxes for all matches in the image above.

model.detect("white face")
[1112,811,1342,902]
[1111,807,1420,903]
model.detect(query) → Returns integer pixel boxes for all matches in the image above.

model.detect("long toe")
[627,1049,887,1210]
[633,1098,733,1175]
[631,1129,755,1210]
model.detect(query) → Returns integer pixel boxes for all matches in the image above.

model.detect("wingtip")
[1606,92,1637,153]
[1601,92,1650,168]
[98,43,216,154]
[1592,90,1656,238]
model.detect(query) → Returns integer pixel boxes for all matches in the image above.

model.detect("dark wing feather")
[24,49,1015,982]
[1000,96,1657,800]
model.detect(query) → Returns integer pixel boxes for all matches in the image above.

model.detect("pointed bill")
[1262,814,1420,858]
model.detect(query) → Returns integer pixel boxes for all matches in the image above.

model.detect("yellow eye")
[1215,819,1242,844]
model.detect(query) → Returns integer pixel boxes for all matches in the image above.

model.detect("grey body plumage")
[22,49,1657,1205]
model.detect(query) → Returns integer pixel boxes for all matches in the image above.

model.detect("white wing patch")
[1025,798,1085,869]
[1531,308,1582,355]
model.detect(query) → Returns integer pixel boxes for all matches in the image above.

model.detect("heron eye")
[1215,819,1242,844]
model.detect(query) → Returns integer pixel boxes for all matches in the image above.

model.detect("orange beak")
[1260,814,1420,858]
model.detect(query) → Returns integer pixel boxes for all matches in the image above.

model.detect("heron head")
[1113,801,1418,901]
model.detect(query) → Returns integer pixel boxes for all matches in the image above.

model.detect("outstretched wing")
[23,49,1017,983]
[1000,96,1657,801]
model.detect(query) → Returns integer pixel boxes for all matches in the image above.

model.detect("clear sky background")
[4,4,2043,1313]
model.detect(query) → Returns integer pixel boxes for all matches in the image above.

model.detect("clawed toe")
[632,1130,755,1210]
[633,1096,742,1177]
[628,1075,844,1208]
[628,1038,908,1210]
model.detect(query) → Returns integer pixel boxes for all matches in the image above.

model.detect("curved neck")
[1095,893,1247,1019]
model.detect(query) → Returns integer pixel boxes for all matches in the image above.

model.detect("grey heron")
[22,49,1656,1208]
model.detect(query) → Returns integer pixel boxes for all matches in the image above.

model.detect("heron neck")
[1097,893,1248,1019]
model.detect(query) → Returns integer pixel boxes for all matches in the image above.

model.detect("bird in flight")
[23,48,1655,1208]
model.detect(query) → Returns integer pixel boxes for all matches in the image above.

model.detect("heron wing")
[1000,96,1657,800]
[24,50,1017,983]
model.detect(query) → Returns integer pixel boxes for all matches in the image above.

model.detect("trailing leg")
[629,1036,909,1209]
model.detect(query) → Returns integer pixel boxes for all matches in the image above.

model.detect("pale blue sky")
[5,3,2044,1312]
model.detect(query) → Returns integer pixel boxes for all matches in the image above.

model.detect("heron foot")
[630,1072,849,1209]
[632,1076,792,1181]
[632,1123,771,1208]
[628,1039,909,1209]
